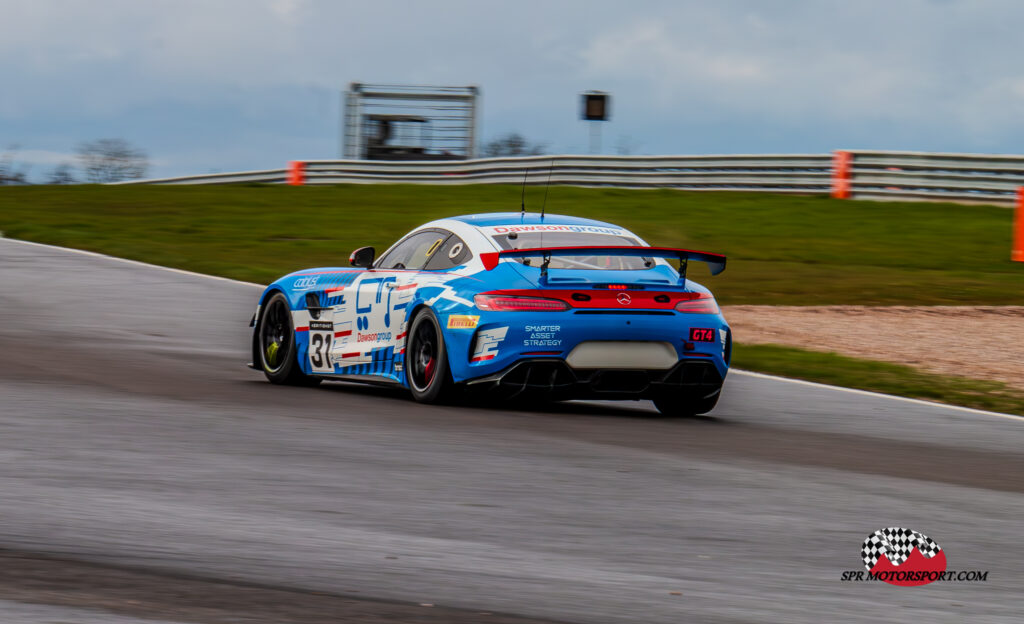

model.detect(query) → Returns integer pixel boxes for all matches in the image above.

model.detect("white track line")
[4,236,1021,423]
[2,236,264,288]
[730,369,1024,422]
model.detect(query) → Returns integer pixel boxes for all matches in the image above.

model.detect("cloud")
[4,0,1024,176]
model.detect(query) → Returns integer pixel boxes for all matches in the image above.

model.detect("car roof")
[448,212,622,230]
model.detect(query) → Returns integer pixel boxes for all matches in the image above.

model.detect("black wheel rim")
[409,319,438,392]
[260,298,290,373]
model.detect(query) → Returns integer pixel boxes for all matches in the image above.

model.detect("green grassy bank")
[1,185,1021,305]
[2,184,1021,414]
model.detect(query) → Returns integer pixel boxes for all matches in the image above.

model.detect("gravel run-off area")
[724,306,1024,391]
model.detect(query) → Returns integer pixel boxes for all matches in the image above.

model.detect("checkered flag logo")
[862,527,942,570]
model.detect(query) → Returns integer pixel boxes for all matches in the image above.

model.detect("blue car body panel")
[253,213,731,395]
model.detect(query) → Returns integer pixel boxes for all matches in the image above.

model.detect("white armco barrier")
[118,154,831,193]
[832,150,1024,205]
[119,151,1024,207]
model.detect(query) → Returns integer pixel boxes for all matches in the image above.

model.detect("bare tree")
[0,144,30,185]
[47,163,76,184]
[482,133,546,157]
[77,139,148,183]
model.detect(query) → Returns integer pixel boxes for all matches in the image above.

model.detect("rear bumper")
[462,358,724,401]
[446,307,731,384]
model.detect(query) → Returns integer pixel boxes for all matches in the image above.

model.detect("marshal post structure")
[341,83,479,161]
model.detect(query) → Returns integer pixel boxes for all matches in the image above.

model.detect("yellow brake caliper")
[265,341,280,368]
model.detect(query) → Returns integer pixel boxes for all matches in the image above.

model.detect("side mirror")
[349,246,375,268]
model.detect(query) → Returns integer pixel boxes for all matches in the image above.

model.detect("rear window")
[491,231,653,271]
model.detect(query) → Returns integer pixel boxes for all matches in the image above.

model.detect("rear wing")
[479,246,726,281]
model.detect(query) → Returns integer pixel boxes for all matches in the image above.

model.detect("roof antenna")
[520,168,529,216]
[540,158,554,220]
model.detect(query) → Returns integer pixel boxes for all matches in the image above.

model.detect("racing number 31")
[308,321,334,372]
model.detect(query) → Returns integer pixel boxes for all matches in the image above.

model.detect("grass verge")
[2,185,1021,413]
[1,185,1022,305]
[733,343,1024,416]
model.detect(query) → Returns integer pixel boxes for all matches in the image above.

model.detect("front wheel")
[653,390,720,417]
[257,292,321,386]
[406,309,452,403]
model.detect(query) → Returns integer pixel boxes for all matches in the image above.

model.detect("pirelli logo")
[447,315,480,329]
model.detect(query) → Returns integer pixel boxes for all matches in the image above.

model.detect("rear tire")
[653,390,720,417]
[257,292,321,386]
[406,309,452,403]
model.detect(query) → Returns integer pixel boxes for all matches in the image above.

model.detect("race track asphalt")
[1,238,1021,623]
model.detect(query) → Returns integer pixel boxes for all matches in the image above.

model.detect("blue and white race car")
[251,212,730,415]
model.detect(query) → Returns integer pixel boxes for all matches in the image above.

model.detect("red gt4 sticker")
[689,328,715,342]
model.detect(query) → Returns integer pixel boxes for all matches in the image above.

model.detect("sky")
[3,0,1024,179]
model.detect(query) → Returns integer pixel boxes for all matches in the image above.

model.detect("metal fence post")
[831,150,852,199]
[1014,187,1024,262]
[287,161,306,186]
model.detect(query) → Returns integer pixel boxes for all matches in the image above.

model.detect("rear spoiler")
[479,246,726,281]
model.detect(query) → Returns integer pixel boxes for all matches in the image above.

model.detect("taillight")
[475,294,569,311]
[675,293,720,314]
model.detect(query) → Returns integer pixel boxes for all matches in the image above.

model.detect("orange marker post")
[287,160,306,186]
[831,150,851,199]
[1014,187,1024,262]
